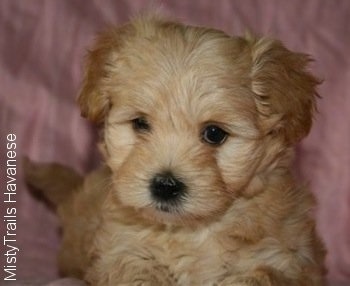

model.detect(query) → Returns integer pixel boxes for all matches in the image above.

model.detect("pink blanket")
[1,1,349,285]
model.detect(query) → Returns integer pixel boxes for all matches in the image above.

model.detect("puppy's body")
[25,16,326,285]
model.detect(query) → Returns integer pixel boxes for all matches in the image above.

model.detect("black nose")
[150,172,186,202]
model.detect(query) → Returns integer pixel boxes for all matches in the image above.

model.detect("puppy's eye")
[202,125,228,145]
[132,117,150,132]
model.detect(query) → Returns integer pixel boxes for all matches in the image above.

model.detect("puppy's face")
[78,17,319,225]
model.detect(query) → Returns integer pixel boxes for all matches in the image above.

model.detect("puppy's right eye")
[132,117,150,132]
[202,125,228,145]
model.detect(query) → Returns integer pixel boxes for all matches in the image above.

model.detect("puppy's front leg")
[217,267,309,286]
[85,255,177,286]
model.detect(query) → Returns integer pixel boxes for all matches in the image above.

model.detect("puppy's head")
[78,16,319,225]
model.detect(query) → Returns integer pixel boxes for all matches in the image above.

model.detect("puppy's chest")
[122,227,230,285]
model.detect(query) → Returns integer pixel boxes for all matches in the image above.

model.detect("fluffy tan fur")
[25,15,326,285]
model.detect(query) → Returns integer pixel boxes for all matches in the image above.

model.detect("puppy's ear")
[77,25,131,123]
[247,36,320,144]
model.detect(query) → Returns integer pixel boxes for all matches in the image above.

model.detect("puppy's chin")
[141,207,194,226]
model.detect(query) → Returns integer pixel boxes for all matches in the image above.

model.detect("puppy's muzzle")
[150,172,187,208]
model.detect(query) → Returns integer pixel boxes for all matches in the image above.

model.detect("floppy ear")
[247,36,320,144]
[77,25,132,123]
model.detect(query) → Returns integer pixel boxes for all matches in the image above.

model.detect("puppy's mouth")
[153,199,185,214]
[155,203,173,213]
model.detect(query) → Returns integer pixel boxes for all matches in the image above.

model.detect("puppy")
[25,15,326,285]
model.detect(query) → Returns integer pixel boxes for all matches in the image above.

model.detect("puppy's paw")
[217,277,258,286]
[217,267,299,286]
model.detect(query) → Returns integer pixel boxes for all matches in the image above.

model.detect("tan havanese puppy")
[25,15,326,286]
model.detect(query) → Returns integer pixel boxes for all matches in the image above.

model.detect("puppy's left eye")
[202,125,228,145]
[132,117,150,132]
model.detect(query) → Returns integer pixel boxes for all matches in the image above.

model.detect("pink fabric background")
[1,1,349,285]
